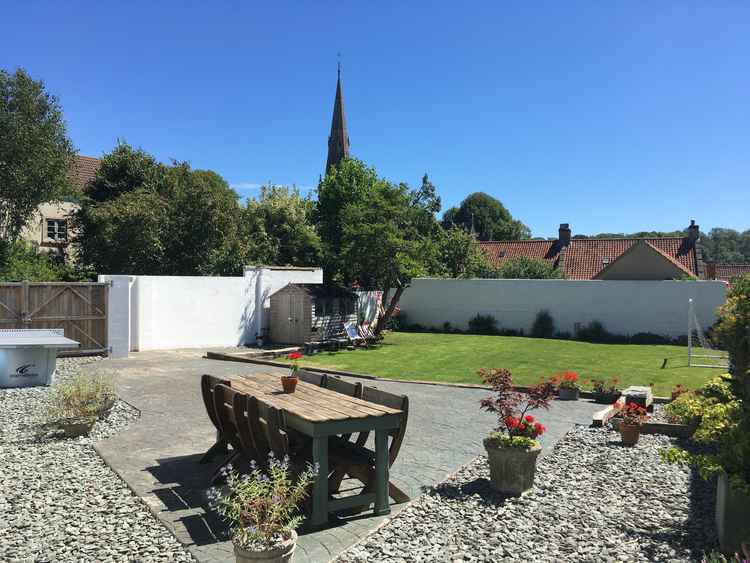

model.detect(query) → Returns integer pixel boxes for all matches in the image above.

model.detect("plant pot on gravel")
[234,530,297,563]
[208,454,316,563]
[618,402,647,446]
[589,377,622,404]
[58,416,96,438]
[557,387,580,401]
[478,368,555,496]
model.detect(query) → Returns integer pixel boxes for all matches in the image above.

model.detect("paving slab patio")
[90,348,601,563]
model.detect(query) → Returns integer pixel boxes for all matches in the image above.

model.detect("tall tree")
[442,192,530,241]
[75,144,246,275]
[439,226,499,278]
[0,68,76,243]
[242,185,321,266]
[495,256,562,279]
[317,159,443,333]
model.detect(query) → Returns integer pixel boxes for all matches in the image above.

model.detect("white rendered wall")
[102,267,323,354]
[398,279,727,338]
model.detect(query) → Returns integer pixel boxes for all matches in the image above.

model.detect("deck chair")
[200,374,232,463]
[297,369,328,387]
[343,321,368,347]
[328,386,410,508]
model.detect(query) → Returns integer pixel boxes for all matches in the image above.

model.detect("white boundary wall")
[100,267,322,357]
[398,279,727,337]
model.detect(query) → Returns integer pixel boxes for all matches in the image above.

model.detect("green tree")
[442,192,530,241]
[495,255,562,279]
[242,185,321,266]
[702,228,750,264]
[439,226,499,278]
[75,144,247,275]
[317,159,442,333]
[0,241,85,282]
[0,68,76,243]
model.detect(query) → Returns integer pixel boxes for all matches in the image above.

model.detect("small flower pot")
[234,530,297,563]
[557,387,580,401]
[619,423,641,446]
[483,438,541,496]
[281,375,298,394]
[593,391,621,404]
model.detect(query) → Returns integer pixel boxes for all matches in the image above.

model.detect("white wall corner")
[98,274,132,358]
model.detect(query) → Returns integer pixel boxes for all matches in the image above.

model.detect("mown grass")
[282,332,724,396]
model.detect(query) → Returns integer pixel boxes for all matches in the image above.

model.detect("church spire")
[325,62,350,174]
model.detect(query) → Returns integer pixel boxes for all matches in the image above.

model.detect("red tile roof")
[713,264,750,284]
[479,237,698,280]
[70,156,100,191]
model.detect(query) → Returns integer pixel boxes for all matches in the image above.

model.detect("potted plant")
[282,353,302,394]
[619,402,647,445]
[552,370,581,401]
[479,368,554,496]
[208,457,316,563]
[46,371,116,438]
[589,377,621,404]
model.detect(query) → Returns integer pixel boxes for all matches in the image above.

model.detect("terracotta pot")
[557,387,580,401]
[281,376,298,394]
[483,438,541,496]
[619,423,641,446]
[234,530,297,563]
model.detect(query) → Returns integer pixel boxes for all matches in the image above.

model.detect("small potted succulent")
[479,368,554,496]
[208,456,316,563]
[589,377,621,404]
[619,402,647,446]
[282,353,302,393]
[552,370,581,401]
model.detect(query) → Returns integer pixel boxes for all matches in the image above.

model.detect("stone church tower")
[325,64,350,174]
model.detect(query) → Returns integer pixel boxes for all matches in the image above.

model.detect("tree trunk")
[374,284,405,336]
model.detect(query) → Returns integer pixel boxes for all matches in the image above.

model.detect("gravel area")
[338,426,717,563]
[0,357,194,562]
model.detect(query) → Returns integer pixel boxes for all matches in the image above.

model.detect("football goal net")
[687,298,729,369]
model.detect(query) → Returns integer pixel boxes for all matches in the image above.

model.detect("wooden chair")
[209,382,246,481]
[328,386,410,507]
[323,376,363,442]
[200,374,232,463]
[297,369,328,387]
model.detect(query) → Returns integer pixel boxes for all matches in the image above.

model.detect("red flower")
[533,422,545,435]
[563,371,579,382]
[287,352,303,360]
[524,415,534,423]
[504,415,518,428]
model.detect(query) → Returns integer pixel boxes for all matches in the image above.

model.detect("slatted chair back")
[233,391,290,461]
[212,383,241,448]
[201,374,231,431]
[324,375,363,398]
[357,386,409,466]
[297,369,328,387]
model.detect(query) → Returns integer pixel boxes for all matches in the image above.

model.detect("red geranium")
[287,352,303,360]
[524,415,534,423]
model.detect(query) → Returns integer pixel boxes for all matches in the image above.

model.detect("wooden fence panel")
[0,282,108,355]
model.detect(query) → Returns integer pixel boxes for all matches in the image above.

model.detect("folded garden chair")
[200,374,233,464]
[327,386,410,508]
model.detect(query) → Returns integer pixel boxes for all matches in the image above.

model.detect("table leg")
[310,435,329,528]
[373,429,390,515]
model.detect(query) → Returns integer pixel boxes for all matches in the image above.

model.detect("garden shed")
[269,283,358,345]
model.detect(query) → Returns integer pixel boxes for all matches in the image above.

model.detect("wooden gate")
[0,282,108,355]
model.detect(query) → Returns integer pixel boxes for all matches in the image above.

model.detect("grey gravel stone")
[0,357,194,562]
[336,426,718,563]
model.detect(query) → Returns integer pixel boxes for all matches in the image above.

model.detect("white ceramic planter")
[483,439,541,496]
[234,531,297,563]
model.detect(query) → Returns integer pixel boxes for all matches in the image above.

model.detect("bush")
[47,371,116,421]
[468,313,499,335]
[531,310,555,339]
[0,240,90,282]
[576,320,614,343]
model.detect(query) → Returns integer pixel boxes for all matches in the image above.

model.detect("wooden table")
[231,372,403,527]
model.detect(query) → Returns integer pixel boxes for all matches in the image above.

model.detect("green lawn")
[284,332,724,396]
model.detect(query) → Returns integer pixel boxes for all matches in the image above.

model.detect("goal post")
[687,298,729,369]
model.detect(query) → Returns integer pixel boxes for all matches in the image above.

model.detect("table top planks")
[230,372,402,423]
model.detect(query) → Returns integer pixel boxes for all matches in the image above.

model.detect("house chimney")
[687,219,700,241]
[558,223,571,245]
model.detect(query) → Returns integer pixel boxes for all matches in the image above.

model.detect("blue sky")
[2,2,748,238]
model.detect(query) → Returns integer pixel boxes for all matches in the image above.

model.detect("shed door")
[287,293,306,344]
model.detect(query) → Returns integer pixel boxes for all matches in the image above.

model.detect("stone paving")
[90,348,601,562]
